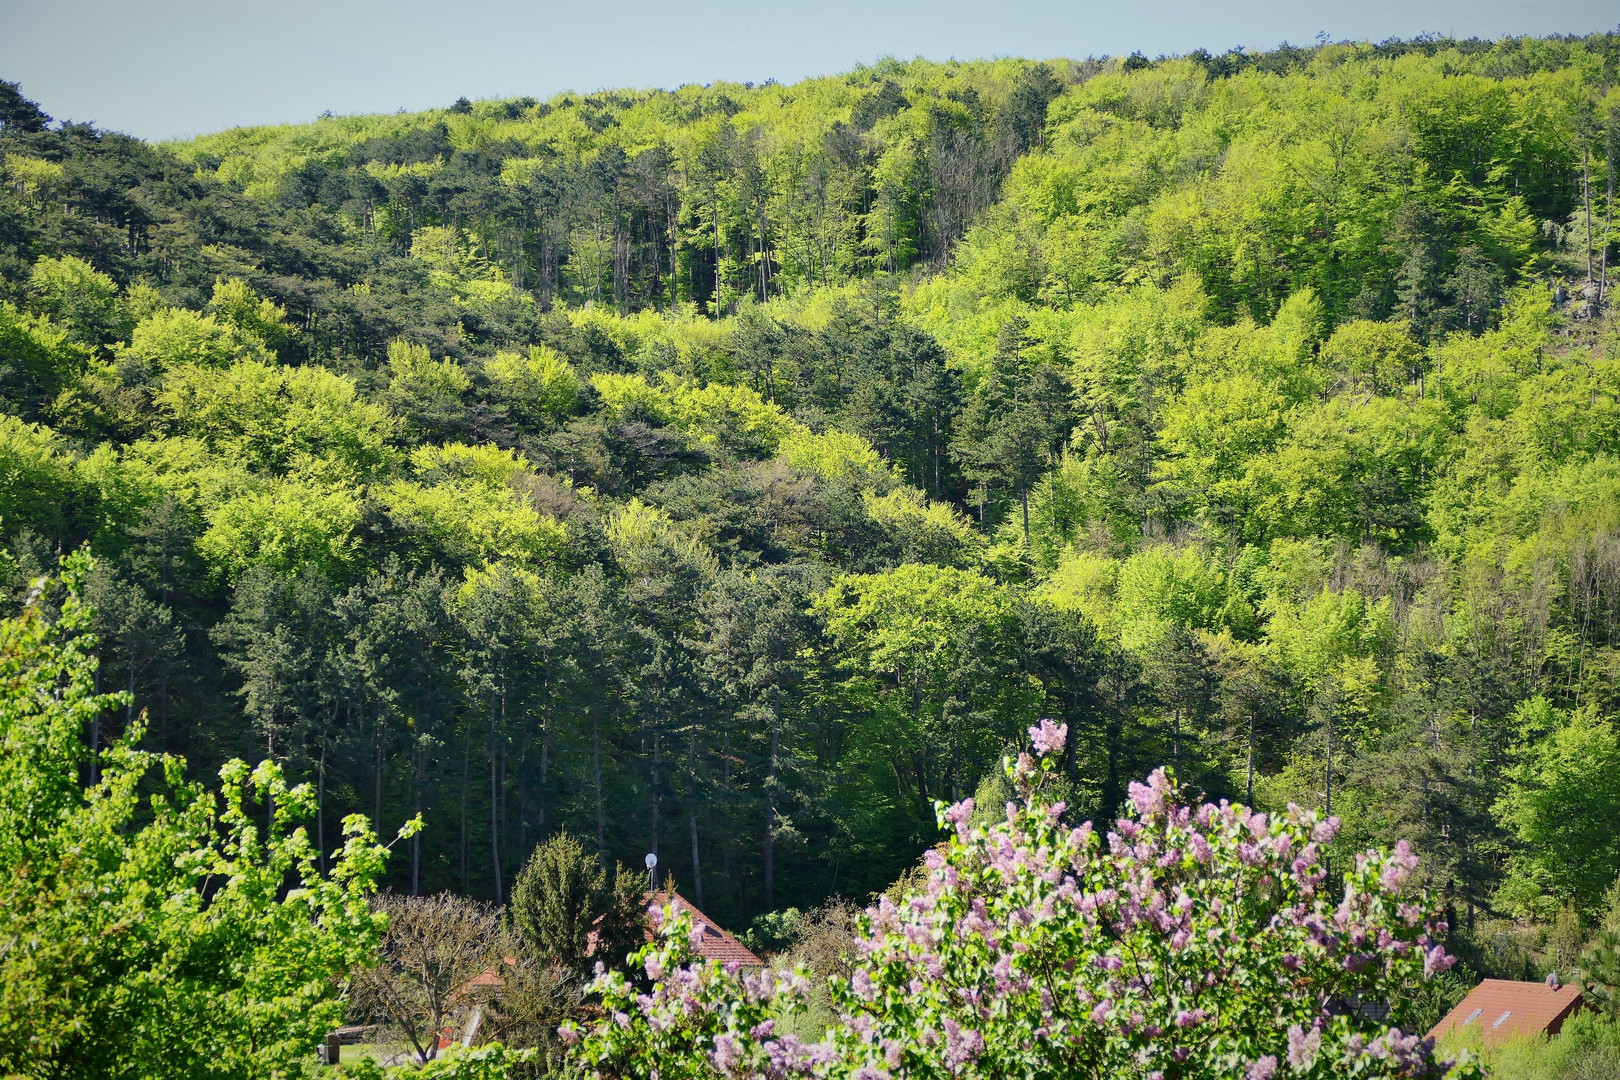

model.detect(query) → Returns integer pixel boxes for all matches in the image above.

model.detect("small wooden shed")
[1428,979,1585,1046]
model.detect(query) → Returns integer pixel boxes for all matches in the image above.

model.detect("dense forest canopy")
[2,32,1619,978]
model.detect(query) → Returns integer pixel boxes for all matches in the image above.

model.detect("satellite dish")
[644,852,658,870]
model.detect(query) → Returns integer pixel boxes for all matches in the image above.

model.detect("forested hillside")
[2,32,1619,974]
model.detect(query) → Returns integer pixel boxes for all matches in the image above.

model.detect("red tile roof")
[653,891,765,968]
[1429,979,1585,1045]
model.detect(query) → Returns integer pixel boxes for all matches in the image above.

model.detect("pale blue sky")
[1,0,1616,141]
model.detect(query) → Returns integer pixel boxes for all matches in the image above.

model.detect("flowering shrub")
[570,721,1480,1080]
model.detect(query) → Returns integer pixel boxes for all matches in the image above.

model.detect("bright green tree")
[0,553,404,1079]
[1494,700,1620,920]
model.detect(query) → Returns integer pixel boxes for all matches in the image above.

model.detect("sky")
[1,0,1616,142]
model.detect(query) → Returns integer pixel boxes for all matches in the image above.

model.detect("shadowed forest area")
[3,32,1620,991]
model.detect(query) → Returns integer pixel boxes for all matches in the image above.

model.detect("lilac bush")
[570,721,1479,1080]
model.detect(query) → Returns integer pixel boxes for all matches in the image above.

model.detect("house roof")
[1428,979,1585,1045]
[464,890,764,999]
[653,891,764,968]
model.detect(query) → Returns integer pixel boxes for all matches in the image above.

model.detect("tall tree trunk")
[933,415,942,498]
[157,669,168,754]
[720,723,733,888]
[1601,133,1615,304]
[593,711,606,864]
[688,727,703,907]
[764,697,779,910]
[1246,712,1256,806]
[649,727,661,884]
[373,709,385,831]
[713,195,724,316]
[88,682,100,788]
[538,699,550,839]
[518,730,529,858]
[1585,148,1596,285]
[460,719,472,893]
[317,737,328,876]
[490,692,504,905]
[411,739,424,896]
[1323,697,1334,880]
[266,730,276,837]
[1105,714,1120,814]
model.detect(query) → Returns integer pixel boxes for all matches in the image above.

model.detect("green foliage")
[124,306,272,369]
[28,255,128,346]
[1579,880,1620,1019]
[0,415,77,535]
[486,345,580,423]
[397,1044,541,1079]
[774,427,894,486]
[740,906,804,955]
[1113,544,1230,651]
[0,553,401,1079]
[0,301,78,412]
[206,277,292,354]
[2,36,1620,1006]
[382,476,567,568]
[509,832,647,978]
[198,478,364,580]
[387,340,473,440]
[1454,1012,1620,1080]
[1495,701,1620,920]
[158,359,398,477]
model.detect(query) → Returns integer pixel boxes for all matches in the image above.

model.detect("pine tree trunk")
[317,738,328,876]
[1246,713,1256,806]
[460,720,472,893]
[537,713,548,839]
[721,724,733,887]
[1601,135,1615,304]
[688,726,703,906]
[373,710,384,832]
[1323,700,1334,880]
[765,697,779,910]
[490,692,504,905]
[412,740,424,896]
[649,727,661,881]
[1585,149,1596,285]
[593,712,606,864]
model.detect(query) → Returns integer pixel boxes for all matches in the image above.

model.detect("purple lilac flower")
[573,768,1464,1080]
[1029,719,1068,756]
[1128,768,1172,816]
[1424,945,1456,977]
[942,1017,985,1068]
[710,1033,742,1073]
[1287,1023,1322,1067]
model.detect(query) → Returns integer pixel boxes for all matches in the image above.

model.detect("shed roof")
[1428,979,1585,1045]
[653,891,764,968]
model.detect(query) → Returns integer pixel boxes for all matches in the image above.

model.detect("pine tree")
[510,833,646,977]
[1580,877,1620,1018]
